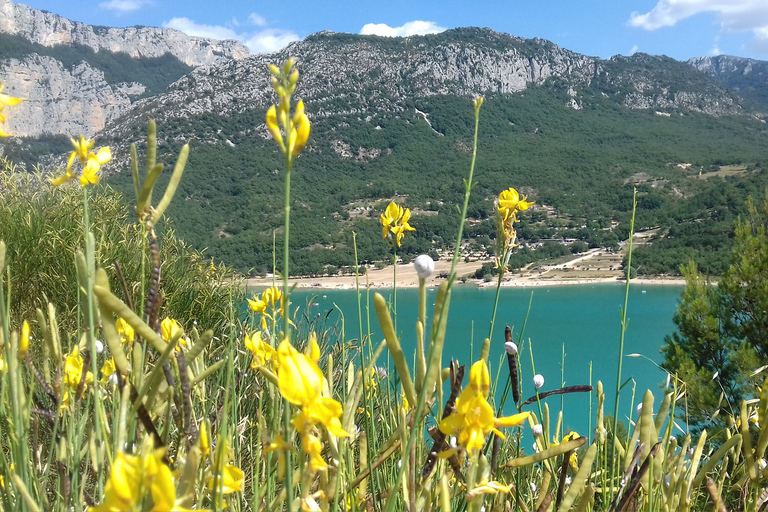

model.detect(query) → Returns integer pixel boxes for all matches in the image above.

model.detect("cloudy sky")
[18,0,768,60]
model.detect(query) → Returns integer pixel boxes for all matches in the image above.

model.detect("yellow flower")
[91,447,194,512]
[277,339,323,407]
[116,318,135,344]
[266,60,310,161]
[248,286,283,329]
[439,360,528,451]
[64,346,93,391]
[552,431,581,470]
[497,187,533,224]
[51,135,111,186]
[100,358,116,386]
[161,318,184,344]
[380,202,415,247]
[276,338,348,470]
[19,319,30,355]
[467,478,511,499]
[302,433,327,471]
[244,331,277,369]
[199,421,211,457]
[0,80,23,137]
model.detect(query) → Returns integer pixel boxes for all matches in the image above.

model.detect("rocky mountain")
[0,0,247,65]
[0,0,248,137]
[688,54,768,110]
[4,21,768,276]
[108,29,756,142]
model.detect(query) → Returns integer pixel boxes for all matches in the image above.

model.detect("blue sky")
[17,0,768,61]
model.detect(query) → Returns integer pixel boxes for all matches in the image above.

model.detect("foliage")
[0,157,243,333]
[662,192,768,433]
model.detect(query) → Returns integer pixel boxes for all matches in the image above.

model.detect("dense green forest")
[90,77,768,277]
[0,33,192,96]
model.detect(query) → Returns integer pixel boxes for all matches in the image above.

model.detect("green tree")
[662,193,768,432]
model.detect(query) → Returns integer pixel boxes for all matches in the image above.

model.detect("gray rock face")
[0,0,250,137]
[112,28,755,144]
[0,0,249,66]
[0,54,142,137]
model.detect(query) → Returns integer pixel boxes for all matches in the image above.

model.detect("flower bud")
[504,341,518,355]
[289,69,299,86]
[268,64,281,76]
[533,374,544,390]
[95,339,104,354]
[19,320,30,355]
[413,254,435,279]
[282,57,296,75]
[474,96,484,112]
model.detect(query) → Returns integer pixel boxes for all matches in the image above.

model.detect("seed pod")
[505,325,520,403]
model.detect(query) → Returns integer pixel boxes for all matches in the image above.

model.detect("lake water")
[291,282,684,437]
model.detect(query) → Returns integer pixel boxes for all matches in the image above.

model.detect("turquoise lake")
[290,283,684,436]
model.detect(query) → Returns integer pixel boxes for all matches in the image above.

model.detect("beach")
[245,250,687,290]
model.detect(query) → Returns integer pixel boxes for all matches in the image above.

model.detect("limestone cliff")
[0,0,248,66]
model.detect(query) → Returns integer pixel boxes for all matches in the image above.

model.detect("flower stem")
[610,187,637,502]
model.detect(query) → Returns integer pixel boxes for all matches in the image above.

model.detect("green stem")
[383,99,482,512]
[610,188,637,502]
[282,156,293,344]
[448,104,481,283]
[83,186,104,494]
[392,251,397,332]
[354,233,378,511]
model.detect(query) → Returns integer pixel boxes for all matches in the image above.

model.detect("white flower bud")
[532,424,543,437]
[95,339,104,354]
[533,374,545,390]
[530,482,537,492]
[413,254,435,279]
[449,436,457,448]
[636,403,643,416]
[504,341,518,355]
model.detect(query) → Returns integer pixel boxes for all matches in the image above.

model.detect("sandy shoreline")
[245,257,687,290]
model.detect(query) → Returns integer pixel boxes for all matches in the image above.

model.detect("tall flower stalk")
[266,58,311,346]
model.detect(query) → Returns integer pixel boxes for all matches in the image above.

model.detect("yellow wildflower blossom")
[552,431,581,470]
[64,346,93,391]
[467,478,511,499]
[244,331,277,369]
[248,286,284,329]
[51,135,111,186]
[276,338,348,470]
[380,201,415,247]
[116,318,134,344]
[439,360,529,451]
[266,59,311,161]
[100,358,116,386]
[90,447,193,512]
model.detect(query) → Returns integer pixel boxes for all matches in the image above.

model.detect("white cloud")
[248,13,268,27]
[360,20,446,37]
[163,17,239,40]
[244,29,300,53]
[162,17,298,54]
[99,0,151,13]
[628,0,768,53]
[629,44,639,55]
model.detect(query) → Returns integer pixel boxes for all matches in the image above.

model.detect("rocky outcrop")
[688,55,768,110]
[0,54,143,137]
[0,0,248,66]
[111,28,757,141]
